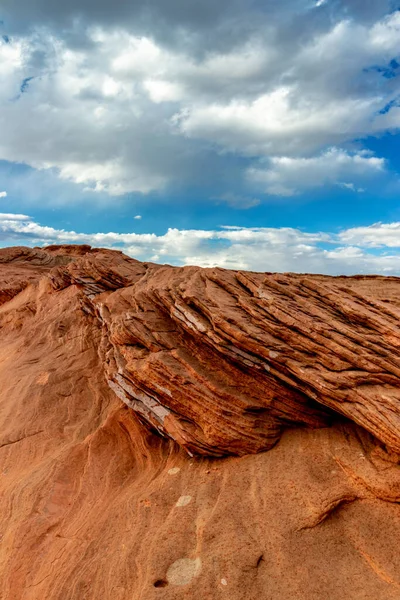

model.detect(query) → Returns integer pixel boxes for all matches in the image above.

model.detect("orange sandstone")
[0,245,399,599]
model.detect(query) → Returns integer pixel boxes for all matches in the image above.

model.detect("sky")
[0,0,400,274]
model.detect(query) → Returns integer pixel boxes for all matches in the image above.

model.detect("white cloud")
[174,11,400,160]
[0,8,399,199]
[247,148,385,196]
[143,79,183,103]
[338,182,365,193]
[1,212,400,275]
[0,213,30,220]
[339,222,400,247]
[134,215,142,219]
[176,89,386,156]
[60,161,166,195]
[111,35,162,74]
[370,11,400,52]
[0,191,7,198]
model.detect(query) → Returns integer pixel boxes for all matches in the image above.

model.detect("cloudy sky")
[1,0,400,274]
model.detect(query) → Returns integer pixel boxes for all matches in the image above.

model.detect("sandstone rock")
[43,245,400,456]
[1,245,400,599]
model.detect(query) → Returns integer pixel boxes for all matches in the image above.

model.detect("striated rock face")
[46,245,400,457]
[1,244,400,599]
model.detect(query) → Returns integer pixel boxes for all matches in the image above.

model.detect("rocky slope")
[1,244,400,599]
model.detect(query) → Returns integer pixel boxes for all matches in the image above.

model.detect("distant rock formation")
[1,244,400,599]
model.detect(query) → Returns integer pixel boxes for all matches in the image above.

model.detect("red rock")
[1,245,400,599]
[44,246,400,456]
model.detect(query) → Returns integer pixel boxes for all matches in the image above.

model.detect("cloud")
[1,211,400,275]
[2,0,394,47]
[0,191,7,198]
[174,12,400,155]
[134,215,142,219]
[0,212,30,220]
[143,79,183,103]
[175,89,384,156]
[339,222,400,247]
[2,0,257,46]
[0,6,399,199]
[0,32,225,196]
[338,182,365,193]
[247,148,385,196]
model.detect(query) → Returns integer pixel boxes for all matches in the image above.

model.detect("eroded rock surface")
[1,244,400,600]
[42,244,400,456]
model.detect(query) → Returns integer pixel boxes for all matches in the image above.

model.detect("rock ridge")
[2,244,400,457]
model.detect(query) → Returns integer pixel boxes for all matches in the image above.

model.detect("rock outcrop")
[44,244,400,457]
[1,244,400,599]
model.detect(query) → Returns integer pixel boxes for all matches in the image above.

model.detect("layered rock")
[1,244,400,600]
[45,245,400,456]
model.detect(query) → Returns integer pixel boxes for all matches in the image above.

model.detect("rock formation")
[1,244,400,599]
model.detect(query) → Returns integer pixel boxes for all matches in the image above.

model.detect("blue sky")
[0,0,400,274]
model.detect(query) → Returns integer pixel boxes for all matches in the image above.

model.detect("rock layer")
[2,245,400,456]
[1,245,400,599]
[45,245,400,456]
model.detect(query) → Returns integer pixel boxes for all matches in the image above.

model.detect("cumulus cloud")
[134,215,142,220]
[0,192,7,198]
[175,12,400,154]
[175,90,384,156]
[247,148,385,196]
[339,222,400,247]
[0,213,30,220]
[0,4,399,198]
[1,211,400,275]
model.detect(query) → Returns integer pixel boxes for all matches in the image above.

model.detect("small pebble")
[176,495,192,507]
[168,467,181,475]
